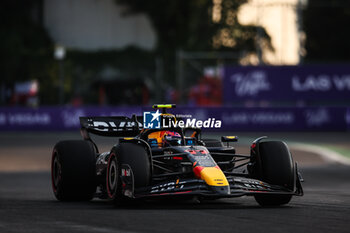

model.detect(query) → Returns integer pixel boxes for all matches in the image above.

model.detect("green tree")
[116,0,270,52]
[115,0,271,82]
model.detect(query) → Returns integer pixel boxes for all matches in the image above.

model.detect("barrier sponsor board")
[0,106,142,131]
[223,65,350,103]
[0,106,349,131]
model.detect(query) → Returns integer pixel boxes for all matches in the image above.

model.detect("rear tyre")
[106,143,150,204]
[252,141,294,206]
[51,140,97,201]
[201,139,223,147]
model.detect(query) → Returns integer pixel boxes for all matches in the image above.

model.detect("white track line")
[291,143,350,166]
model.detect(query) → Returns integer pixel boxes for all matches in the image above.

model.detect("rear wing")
[80,115,143,137]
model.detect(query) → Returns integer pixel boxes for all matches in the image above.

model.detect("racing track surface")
[0,132,349,233]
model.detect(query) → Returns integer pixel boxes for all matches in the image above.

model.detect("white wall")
[44,0,156,50]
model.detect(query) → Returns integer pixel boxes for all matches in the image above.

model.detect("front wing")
[120,165,304,199]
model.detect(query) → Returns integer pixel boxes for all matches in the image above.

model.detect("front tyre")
[106,143,150,204]
[252,141,294,206]
[254,194,292,206]
[51,140,97,201]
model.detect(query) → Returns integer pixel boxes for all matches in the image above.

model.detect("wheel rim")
[107,154,118,198]
[109,160,117,190]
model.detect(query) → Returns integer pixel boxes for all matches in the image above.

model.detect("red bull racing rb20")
[51,104,303,206]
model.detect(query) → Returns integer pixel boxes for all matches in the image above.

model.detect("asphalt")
[0,132,349,233]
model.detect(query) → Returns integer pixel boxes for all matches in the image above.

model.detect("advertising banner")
[0,106,349,132]
[0,106,143,131]
[223,65,350,103]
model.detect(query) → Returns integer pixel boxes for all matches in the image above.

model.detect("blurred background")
[0,2,349,231]
[0,0,349,132]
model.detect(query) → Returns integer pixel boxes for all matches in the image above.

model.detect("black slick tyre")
[51,140,97,201]
[202,139,223,147]
[253,141,294,206]
[106,143,150,204]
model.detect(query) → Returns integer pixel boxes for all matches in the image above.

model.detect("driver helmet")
[163,131,182,147]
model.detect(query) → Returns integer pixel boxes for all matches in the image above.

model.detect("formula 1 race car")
[51,104,303,206]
